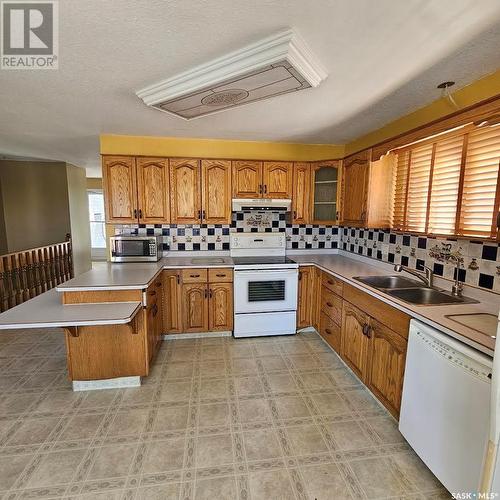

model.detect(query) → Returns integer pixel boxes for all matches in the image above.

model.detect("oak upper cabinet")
[163,270,182,334]
[209,282,233,331]
[297,266,314,328]
[310,161,340,225]
[342,149,395,229]
[201,160,232,224]
[366,319,407,417]
[342,150,370,226]
[341,301,370,380]
[182,282,209,333]
[232,161,263,198]
[292,163,311,224]
[262,162,293,198]
[170,158,201,224]
[136,158,170,224]
[102,156,138,223]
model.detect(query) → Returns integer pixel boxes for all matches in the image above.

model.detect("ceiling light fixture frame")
[136,29,328,119]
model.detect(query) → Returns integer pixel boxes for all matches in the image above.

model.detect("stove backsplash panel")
[115,212,340,251]
[340,226,500,292]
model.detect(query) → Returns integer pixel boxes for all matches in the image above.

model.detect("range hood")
[232,198,291,212]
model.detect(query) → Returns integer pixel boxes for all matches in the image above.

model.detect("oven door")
[234,268,298,314]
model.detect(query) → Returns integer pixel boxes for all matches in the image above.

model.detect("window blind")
[427,135,464,235]
[392,123,500,239]
[458,126,500,238]
[405,144,433,233]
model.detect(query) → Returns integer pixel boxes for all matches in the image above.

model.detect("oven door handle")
[234,268,298,275]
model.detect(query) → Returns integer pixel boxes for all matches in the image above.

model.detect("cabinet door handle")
[293,210,297,219]
[176,275,180,284]
[133,209,138,218]
[298,272,302,281]
[190,274,200,278]
[496,211,500,229]
[326,301,333,307]
[197,209,201,220]
[148,290,156,296]
[327,280,334,285]
[152,304,158,317]
[202,210,206,220]
[209,289,213,298]
[365,325,372,339]
[155,281,161,287]
[325,328,332,335]
[362,323,368,336]
[138,209,143,219]
[204,288,208,299]
[263,184,267,194]
[258,184,263,195]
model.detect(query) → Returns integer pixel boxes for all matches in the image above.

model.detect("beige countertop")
[6,251,500,354]
[56,256,234,291]
[0,289,142,330]
[292,253,499,355]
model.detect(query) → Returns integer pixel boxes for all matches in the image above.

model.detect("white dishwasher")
[399,319,492,494]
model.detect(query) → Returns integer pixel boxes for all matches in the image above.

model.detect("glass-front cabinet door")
[311,161,340,224]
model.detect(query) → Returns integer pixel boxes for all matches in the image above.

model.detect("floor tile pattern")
[0,328,450,499]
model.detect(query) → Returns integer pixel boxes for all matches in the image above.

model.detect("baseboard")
[162,331,232,340]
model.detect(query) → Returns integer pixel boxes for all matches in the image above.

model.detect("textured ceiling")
[0,0,499,176]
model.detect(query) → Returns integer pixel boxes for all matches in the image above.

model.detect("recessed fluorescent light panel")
[136,29,327,120]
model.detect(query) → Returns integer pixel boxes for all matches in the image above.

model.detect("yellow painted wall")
[100,135,345,161]
[345,69,500,155]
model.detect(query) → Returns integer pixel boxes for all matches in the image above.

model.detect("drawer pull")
[325,328,332,335]
[215,273,226,277]
[327,280,334,285]
[190,274,200,278]
[326,301,333,307]
[148,290,156,296]
[155,281,161,287]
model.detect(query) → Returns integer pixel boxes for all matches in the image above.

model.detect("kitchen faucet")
[394,264,434,288]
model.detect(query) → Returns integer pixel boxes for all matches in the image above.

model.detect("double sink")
[353,275,478,306]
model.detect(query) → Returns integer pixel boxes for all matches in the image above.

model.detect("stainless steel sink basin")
[386,287,478,306]
[353,275,423,289]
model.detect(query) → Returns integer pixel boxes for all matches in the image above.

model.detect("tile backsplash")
[340,227,500,292]
[115,211,339,252]
[114,213,499,293]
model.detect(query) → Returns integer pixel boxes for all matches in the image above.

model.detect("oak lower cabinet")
[163,270,182,334]
[163,268,233,334]
[365,318,407,417]
[182,282,209,333]
[209,283,233,332]
[340,301,370,380]
[297,266,314,329]
[341,284,410,418]
[318,271,343,352]
[145,279,162,362]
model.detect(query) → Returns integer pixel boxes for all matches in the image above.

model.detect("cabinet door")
[342,151,370,226]
[182,283,209,333]
[310,161,340,225]
[209,283,233,332]
[297,266,313,328]
[263,162,292,198]
[202,160,232,224]
[153,279,163,351]
[232,161,263,198]
[292,163,310,224]
[136,157,170,224]
[312,267,322,332]
[341,301,370,380]
[102,156,138,222]
[170,159,201,224]
[163,270,182,334]
[366,318,407,418]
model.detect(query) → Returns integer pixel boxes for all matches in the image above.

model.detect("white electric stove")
[230,233,299,338]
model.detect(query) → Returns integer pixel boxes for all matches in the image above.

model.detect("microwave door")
[113,239,148,257]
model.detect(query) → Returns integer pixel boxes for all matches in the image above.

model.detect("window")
[392,123,500,239]
[88,190,106,249]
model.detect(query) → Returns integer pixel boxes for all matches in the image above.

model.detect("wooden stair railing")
[0,236,73,312]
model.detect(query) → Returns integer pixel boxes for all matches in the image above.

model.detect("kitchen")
[0,2,500,499]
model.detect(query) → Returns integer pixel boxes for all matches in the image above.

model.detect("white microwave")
[110,235,162,262]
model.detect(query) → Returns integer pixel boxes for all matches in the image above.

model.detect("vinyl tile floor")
[0,328,450,499]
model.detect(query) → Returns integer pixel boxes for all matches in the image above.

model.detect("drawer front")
[208,268,233,283]
[322,273,343,296]
[181,268,208,283]
[321,286,342,325]
[319,312,341,353]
